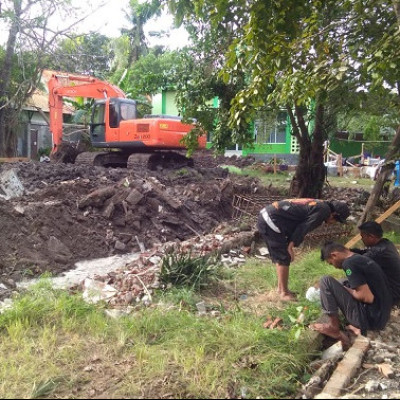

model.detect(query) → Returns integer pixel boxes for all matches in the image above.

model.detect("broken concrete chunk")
[364,379,380,393]
[13,205,25,215]
[126,188,144,205]
[47,236,71,257]
[322,341,344,361]
[82,278,117,304]
[114,240,126,251]
[102,202,115,219]
[258,247,269,256]
[78,187,116,209]
[0,169,24,199]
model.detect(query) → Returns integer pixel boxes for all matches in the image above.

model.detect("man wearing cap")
[351,221,400,306]
[257,199,350,301]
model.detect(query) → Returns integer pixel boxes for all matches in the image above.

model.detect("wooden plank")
[345,199,400,248]
[0,157,29,163]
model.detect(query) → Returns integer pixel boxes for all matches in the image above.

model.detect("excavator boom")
[48,73,125,153]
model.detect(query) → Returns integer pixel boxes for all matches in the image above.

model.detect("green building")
[152,90,389,163]
[152,90,300,162]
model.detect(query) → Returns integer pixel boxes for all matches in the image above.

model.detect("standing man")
[351,221,400,305]
[311,242,392,349]
[257,199,350,301]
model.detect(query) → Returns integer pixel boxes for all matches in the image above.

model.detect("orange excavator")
[48,72,206,169]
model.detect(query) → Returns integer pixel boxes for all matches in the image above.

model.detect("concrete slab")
[314,335,370,398]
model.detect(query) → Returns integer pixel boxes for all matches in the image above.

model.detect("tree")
[167,0,250,154]
[168,0,400,198]
[0,0,94,156]
[121,0,162,65]
[50,33,113,76]
[353,0,400,222]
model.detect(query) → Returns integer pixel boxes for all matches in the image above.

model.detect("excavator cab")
[90,98,137,146]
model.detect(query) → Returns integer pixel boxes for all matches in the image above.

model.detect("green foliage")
[112,50,186,98]
[0,280,315,399]
[0,279,105,332]
[31,378,63,399]
[159,251,222,290]
[168,0,400,195]
[281,304,321,342]
[50,33,113,76]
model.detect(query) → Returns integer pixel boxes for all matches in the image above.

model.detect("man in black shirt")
[351,221,400,306]
[311,242,392,349]
[257,199,350,301]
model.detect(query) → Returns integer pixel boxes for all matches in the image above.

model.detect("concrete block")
[321,336,370,398]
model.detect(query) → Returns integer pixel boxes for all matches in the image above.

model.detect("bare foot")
[346,324,361,336]
[280,292,297,302]
[309,323,351,350]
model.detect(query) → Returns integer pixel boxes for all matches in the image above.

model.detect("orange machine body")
[48,73,206,154]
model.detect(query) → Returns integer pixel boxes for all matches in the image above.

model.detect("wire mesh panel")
[232,194,353,243]
[232,194,284,222]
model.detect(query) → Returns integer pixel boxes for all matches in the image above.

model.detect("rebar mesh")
[232,194,353,243]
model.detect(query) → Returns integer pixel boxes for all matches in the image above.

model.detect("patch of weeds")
[156,287,201,311]
[159,251,222,291]
[174,168,189,176]
[279,303,321,341]
[220,165,245,175]
[31,377,64,399]
[22,268,35,277]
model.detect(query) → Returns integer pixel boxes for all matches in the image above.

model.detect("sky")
[78,0,190,50]
[0,0,190,50]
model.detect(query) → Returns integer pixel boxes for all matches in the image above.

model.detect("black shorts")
[257,214,291,266]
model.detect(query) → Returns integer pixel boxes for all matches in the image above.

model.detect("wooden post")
[337,154,343,177]
[273,154,277,174]
[361,143,365,165]
[345,199,400,248]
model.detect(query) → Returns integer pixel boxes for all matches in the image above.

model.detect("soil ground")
[1,150,400,398]
[0,152,263,285]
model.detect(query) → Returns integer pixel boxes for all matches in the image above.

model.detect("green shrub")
[159,252,221,290]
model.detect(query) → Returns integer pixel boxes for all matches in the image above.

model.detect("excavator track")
[75,152,130,167]
[127,153,153,170]
[127,151,194,171]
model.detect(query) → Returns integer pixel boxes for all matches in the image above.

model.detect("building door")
[30,129,38,159]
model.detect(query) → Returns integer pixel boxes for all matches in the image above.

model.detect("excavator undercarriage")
[52,142,195,170]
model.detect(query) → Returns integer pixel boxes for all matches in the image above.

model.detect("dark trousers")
[319,275,368,334]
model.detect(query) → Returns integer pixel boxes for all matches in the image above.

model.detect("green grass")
[221,165,292,191]
[0,252,335,399]
[223,164,379,191]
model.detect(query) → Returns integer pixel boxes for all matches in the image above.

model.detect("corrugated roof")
[24,69,93,114]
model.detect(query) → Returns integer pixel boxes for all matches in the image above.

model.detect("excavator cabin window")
[109,103,119,128]
[91,102,106,138]
[120,103,136,121]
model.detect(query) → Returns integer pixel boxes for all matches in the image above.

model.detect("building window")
[254,111,287,144]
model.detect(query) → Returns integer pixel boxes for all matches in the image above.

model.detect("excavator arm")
[47,73,126,153]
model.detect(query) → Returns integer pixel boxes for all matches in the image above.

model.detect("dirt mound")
[0,161,268,283]
[0,155,382,288]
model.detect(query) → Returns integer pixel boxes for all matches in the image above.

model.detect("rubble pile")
[0,159,269,283]
[81,224,255,308]
[0,156,382,297]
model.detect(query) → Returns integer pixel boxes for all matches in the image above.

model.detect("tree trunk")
[289,103,326,198]
[359,124,400,224]
[0,0,22,156]
[393,0,400,28]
